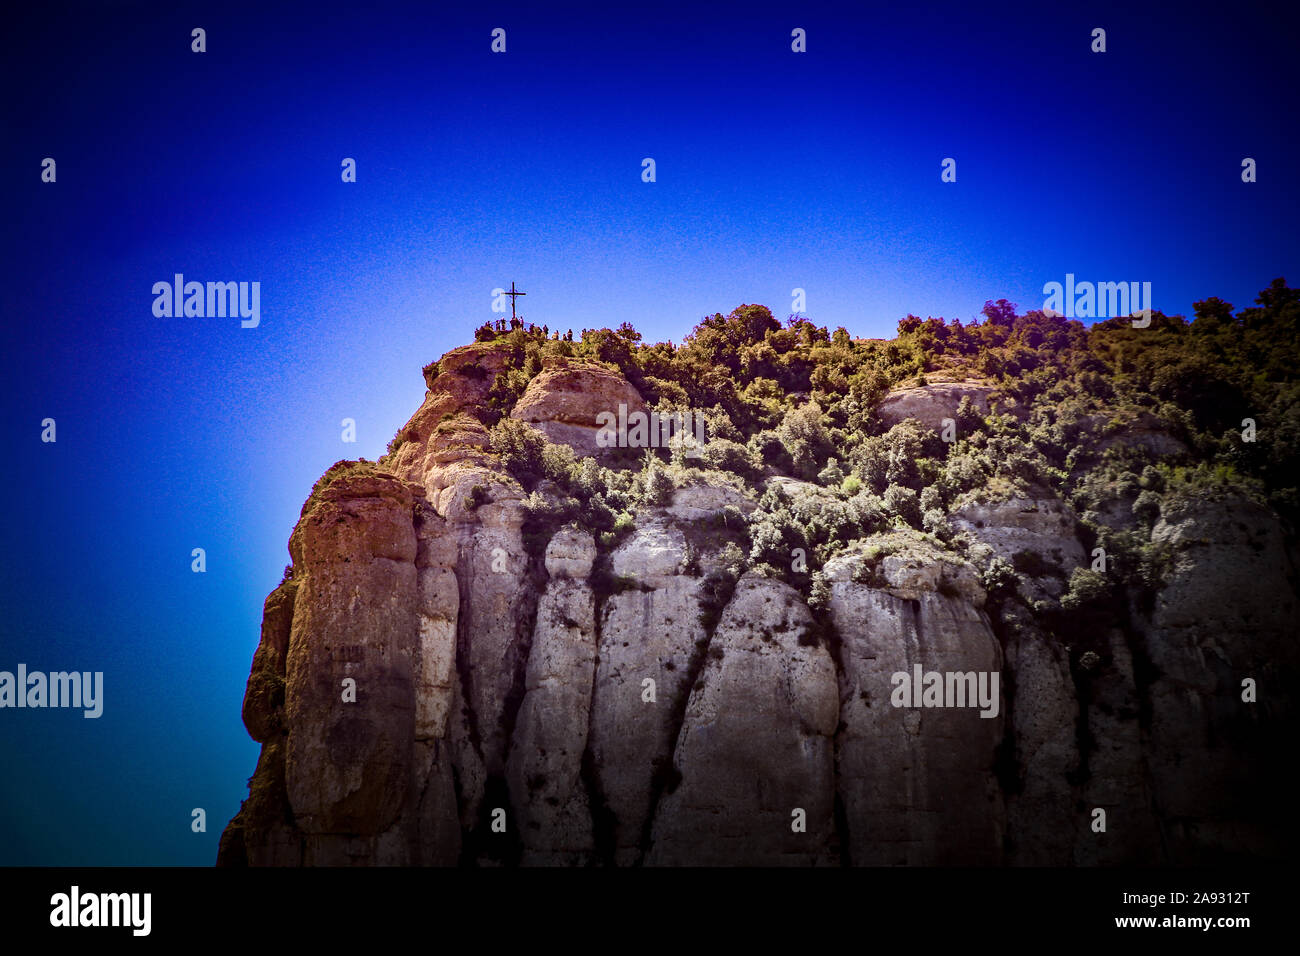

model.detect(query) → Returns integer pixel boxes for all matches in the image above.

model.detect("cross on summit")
[505,281,526,321]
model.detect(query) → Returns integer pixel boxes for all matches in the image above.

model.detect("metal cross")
[505,281,526,320]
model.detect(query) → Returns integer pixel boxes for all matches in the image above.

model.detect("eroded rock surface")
[219,340,1298,867]
[645,573,840,866]
[824,541,1004,865]
[511,360,646,457]
[878,380,995,431]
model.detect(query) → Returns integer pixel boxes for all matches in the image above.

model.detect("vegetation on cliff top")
[413,279,1299,615]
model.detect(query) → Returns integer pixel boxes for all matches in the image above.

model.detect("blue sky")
[1,0,1296,863]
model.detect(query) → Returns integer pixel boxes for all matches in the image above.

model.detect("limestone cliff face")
[645,572,840,866]
[823,543,1004,865]
[587,522,710,864]
[218,345,1299,866]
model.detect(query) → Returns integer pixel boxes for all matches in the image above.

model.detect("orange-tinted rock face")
[241,581,297,744]
[422,341,516,420]
[510,360,646,457]
[284,474,421,836]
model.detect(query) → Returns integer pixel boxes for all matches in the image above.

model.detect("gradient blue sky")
[1,0,1296,864]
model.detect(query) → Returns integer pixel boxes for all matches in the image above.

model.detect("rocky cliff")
[218,308,1300,866]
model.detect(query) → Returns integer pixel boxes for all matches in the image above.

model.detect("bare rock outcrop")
[645,573,840,865]
[283,472,420,846]
[1138,495,1299,861]
[824,540,1004,865]
[951,493,1087,600]
[506,528,599,864]
[878,380,995,431]
[588,523,708,863]
[510,360,646,457]
[241,580,297,745]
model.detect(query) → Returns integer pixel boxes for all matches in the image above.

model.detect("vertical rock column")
[646,573,840,865]
[403,502,462,864]
[1139,498,1300,862]
[827,547,1005,865]
[998,611,1081,865]
[588,524,707,865]
[282,473,422,865]
[506,527,599,865]
[447,490,531,781]
[218,580,302,866]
